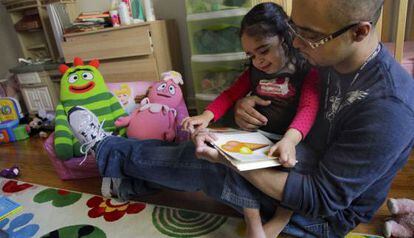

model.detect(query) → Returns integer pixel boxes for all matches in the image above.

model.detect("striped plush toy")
[54,57,127,160]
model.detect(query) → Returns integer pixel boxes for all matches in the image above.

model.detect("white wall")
[0,4,23,78]
[152,0,194,105]
[77,0,110,12]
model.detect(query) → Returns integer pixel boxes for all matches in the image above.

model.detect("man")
[67,0,414,236]
[196,0,414,236]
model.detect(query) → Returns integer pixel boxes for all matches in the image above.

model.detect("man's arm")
[280,98,414,217]
[195,98,414,218]
[241,99,414,217]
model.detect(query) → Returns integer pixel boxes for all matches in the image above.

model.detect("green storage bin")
[187,10,247,55]
[192,53,247,95]
[186,0,253,14]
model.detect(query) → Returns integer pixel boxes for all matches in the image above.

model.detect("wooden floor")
[0,137,413,236]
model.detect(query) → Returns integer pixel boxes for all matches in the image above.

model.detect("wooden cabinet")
[61,20,183,82]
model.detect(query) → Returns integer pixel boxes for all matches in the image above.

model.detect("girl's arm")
[288,68,320,140]
[205,69,252,122]
[269,68,320,167]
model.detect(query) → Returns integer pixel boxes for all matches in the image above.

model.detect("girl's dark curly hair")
[240,2,308,72]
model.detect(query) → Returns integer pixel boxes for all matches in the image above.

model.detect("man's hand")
[234,96,271,131]
[191,129,223,164]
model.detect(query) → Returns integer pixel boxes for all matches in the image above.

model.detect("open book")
[209,128,281,171]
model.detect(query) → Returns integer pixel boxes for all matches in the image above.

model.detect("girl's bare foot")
[244,208,266,238]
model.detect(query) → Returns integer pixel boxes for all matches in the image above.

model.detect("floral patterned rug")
[0,178,383,238]
[0,178,244,238]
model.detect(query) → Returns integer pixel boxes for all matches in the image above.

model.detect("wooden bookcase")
[1,0,76,61]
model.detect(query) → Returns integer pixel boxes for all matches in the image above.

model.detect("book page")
[212,131,277,162]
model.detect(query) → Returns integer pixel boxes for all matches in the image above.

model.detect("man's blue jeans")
[95,136,339,238]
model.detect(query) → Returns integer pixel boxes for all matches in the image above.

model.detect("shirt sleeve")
[281,98,414,218]
[288,68,320,138]
[206,69,252,122]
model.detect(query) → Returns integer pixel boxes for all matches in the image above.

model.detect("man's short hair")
[328,0,384,26]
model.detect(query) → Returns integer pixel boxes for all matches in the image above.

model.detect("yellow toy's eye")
[82,72,94,80]
[157,83,167,91]
[169,85,175,95]
[68,74,78,84]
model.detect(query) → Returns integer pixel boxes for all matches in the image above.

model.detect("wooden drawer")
[16,71,48,85]
[100,56,159,82]
[62,25,153,62]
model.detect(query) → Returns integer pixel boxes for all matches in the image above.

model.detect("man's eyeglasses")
[286,20,371,49]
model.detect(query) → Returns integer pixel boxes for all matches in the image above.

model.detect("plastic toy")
[0,165,20,179]
[0,97,24,144]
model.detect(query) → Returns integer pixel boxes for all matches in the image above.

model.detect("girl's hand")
[181,110,214,134]
[268,128,302,168]
[268,138,297,168]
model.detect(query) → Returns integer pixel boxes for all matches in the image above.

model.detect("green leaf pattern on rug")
[152,206,227,237]
[34,188,82,207]
[40,225,106,238]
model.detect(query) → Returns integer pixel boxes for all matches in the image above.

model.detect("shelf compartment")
[26,44,47,50]
[187,14,244,55]
[192,53,247,95]
[186,0,253,14]
[187,8,249,21]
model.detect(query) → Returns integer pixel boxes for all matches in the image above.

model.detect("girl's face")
[241,34,288,74]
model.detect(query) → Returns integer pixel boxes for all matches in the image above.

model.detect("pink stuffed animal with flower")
[115,71,184,141]
[384,198,414,238]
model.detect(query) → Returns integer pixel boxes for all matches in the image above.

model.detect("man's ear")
[352,22,372,42]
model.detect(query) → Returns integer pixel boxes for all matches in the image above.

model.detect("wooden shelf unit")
[1,0,76,61]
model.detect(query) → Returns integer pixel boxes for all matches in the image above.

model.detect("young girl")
[182,3,320,238]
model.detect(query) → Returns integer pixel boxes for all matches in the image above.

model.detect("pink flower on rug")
[1,180,35,195]
[86,196,146,222]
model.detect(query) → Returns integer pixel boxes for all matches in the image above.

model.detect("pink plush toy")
[115,71,184,141]
[384,198,414,238]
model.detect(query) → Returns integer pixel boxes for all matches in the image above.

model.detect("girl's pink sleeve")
[289,68,320,139]
[205,70,252,122]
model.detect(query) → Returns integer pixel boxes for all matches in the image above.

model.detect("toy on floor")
[0,97,24,144]
[0,165,20,179]
[54,57,127,160]
[115,71,184,141]
[384,198,414,238]
[28,109,55,138]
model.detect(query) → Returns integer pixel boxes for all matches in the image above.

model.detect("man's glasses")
[286,20,371,49]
